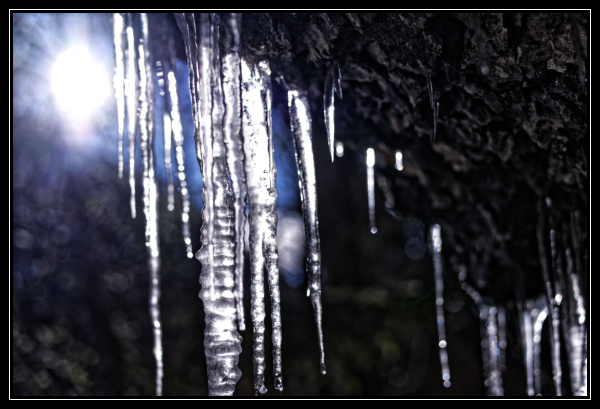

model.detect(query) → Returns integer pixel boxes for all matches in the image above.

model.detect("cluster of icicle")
[113,13,163,396]
[113,12,327,396]
[428,198,587,396]
[532,198,587,396]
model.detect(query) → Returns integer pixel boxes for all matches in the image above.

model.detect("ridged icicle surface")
[241,59,283,395]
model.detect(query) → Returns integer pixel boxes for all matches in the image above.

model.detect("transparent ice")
[288,89,326,376]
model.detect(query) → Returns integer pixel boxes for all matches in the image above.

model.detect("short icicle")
[166,69,192,258]
[479,305,504,396]
[324,62,342,163]
[112,13,126,180]
[125,13,137,219]
[366,148,377,234]
[221,12,248,332]
[241,58,283,395]
[430,225,450,388]
[288,89,326,376]
[138,13,163,396]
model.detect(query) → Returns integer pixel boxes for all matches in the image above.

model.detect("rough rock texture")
[236,12,589,304]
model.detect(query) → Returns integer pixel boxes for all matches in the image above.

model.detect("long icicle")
[112,13,126,180]
[430,224,450,388]
[138,13,163,396]
[196,13,216,302]
[221,13,248,332]
[125,13,137,219]
[167,69,193,258]
[535,199,562,395]
[241,58,282,395]
[177,13,243,396]
[288,90,326,376]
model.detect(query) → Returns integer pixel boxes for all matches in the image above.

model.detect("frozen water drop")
[335,141,344,157]
[259,385,268,395]
[320,363,327,375]
[395,151,403,171]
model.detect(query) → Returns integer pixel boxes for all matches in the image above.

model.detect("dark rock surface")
[238,12,589,303]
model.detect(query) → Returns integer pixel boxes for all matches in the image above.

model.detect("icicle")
[479,305,504,396]
[535,199,562,395]
[497,306,507,372]
[166,70,192,258]
[473,13,490,76]
[176,13,244,397]
[335,141,344,157]
[366,148,377,234]
[221,12,247,332]
[430,225,450,388]
[156,61,175,212]
[112,13,126,180]
[174,13,201,166]
[125,14,137,219]
[425,73,438,142]
[519,304,535,396]
[394,151,403,171]
[288,89,326,377]
[334,63,342,99]
[324,62,342,163]
[530,295,548,395]
[195,13,216,303]
[137,13,163,396]
[241,58,283,394]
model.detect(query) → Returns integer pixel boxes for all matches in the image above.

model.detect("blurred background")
[13,12,571,397]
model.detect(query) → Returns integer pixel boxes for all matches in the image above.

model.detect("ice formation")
[366,148,377,234]
[430,225,450,388]
[241,58,283,394]
[112,13,125,180]
[107,12,586,397]
[324,62,342,162]
[288,90,326,375]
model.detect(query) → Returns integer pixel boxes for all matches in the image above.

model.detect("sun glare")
[51,45,111,121]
